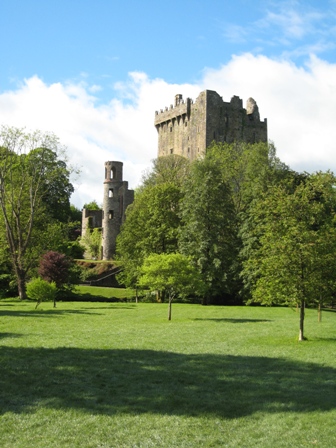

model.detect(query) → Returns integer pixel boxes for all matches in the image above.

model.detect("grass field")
[0,298,335,447]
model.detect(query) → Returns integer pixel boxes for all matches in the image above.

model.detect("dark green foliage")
[242,171,336,340]
[0,126,76,299]
[179,153,238,303]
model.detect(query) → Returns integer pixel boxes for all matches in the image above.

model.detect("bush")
[0,273,17,298]
[26,278,57,309]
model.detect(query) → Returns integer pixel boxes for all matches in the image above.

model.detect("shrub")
[26,278,57,309]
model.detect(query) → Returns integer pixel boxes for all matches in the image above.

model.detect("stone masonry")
[154,90,267,160]
[81,161,134,260]
[102,161,134,260]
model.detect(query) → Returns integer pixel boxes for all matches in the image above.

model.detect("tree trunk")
[168,297,172,321]
[318,302,321,322]
[318,299,322,322]
[299,300,305,341]
[16,270,27,300]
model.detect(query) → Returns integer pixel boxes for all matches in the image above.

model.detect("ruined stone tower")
[154,90,267,160]
[102,161,134,260]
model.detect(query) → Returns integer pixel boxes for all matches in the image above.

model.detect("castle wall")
[81,209,103,237]
[102,161,134,260]
[155,90,267,161]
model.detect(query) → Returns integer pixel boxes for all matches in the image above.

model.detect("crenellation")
[155,90,267,159]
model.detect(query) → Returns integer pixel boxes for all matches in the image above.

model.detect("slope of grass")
[0,302,335,447]
[73,285,135,301]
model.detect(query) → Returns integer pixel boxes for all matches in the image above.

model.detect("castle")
[155,90,267,161]
[82,90,267,260]
[82,161,134,260]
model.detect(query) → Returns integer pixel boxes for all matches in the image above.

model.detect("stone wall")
[155,90,267,160]
[102,161,134,260]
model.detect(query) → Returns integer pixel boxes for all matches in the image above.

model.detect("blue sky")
[1,0,336,206]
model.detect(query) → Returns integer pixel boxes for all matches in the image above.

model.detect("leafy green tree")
[116,182,182,290]
[141,154,190,189]
[205,141,292,302]
[0,125,75,299]
[83,200,101,210]
[139,253,205,320]
[81,228,102,259]
[26,277,57,309]
[242,171,336,341]
[179,153,238,304]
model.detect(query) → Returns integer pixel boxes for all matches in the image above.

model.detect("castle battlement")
[155,90,267,161]
[155,94,193,126]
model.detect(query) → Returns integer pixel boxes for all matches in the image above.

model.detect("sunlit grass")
[74,285,135,300]
[0,301,335,447]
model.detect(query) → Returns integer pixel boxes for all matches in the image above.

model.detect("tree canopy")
[138,253,205,320]
[242,171,336,340]
[0,125,76,298]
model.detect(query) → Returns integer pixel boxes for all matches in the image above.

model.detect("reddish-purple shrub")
[38,251,72,289]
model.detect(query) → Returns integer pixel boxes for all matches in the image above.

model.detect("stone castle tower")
[102,161,134,260]
[81,161,134,260]
[155,90,267,160]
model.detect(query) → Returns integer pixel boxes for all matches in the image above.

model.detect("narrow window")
[170,126,173,132]
[109,210,114,220]
[170,148,173,154]
[109,189,114,198]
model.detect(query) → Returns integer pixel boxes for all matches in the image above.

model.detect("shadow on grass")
[0,333,23,340]
[0,347,335,418]
[193,318,272,323]
[0,309,99,318]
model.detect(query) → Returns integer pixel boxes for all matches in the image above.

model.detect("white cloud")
[0,53,336,207]
[200,53,336,174]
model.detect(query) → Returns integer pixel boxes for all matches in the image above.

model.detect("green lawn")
[74,285,135,301]
[0,300,335,447]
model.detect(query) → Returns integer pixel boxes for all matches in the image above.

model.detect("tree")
[81,228,102,259]
[138,253,205,320]
[141,155,190,189]
[83,200,101,210]
[38,251,74,305]
[179,151,238,304]
[116,182,182,291]
[242,172,336,341]
[0,125,75,299]
[26,277,57,309]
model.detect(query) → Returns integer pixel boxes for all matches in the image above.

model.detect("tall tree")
[116,182,182,290]
[179,153,238,304]
[141,154,190,189]
[0,125,75,299]
[242,171,336,340]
